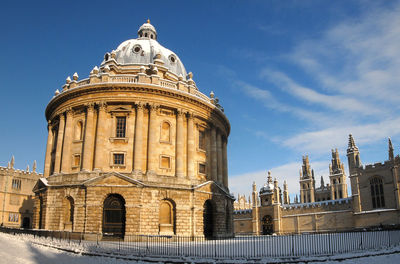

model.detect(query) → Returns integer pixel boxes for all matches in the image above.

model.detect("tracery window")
[12,178,21,190]
[116,117,126,138]
[370,177,385,209]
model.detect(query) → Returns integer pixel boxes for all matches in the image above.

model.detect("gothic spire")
[267,171,273,184]
[347,134,358,153]
[389,137,394,161]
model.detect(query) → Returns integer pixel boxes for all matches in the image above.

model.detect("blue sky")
[1,0,400,201]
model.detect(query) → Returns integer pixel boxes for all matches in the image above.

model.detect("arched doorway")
[103,194,125,238]
[39,196,43,229]
[262,215,273,235]
[22,217,30,229]
[203,200,214,239]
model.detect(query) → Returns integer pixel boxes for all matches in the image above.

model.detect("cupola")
[138,19,157,40]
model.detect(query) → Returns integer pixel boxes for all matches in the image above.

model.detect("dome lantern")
[138,19,157,40]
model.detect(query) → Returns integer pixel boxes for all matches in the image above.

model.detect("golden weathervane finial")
[147,18,150,24]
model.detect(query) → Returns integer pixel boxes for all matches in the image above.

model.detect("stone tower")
[347,134,362,212]
[329,149,348,200]
[299,156,315,203]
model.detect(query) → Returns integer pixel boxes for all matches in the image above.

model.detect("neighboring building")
[33,20,233,239]
[234,135,400,235]
[0,157,41,228]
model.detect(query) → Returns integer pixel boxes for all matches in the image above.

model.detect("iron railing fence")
[1,227,399,259]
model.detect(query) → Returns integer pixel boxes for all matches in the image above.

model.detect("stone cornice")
[46,82,230,135]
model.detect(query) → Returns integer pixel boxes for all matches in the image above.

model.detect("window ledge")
[73,140,83,143]
[160,140,172,145]
[110,165,126,169]
[197,148,206,153]
[110,137,129,143]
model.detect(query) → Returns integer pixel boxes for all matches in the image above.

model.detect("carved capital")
[59,113,65,121]
[176,108,185,117]
[85,102,95,112]
[187,111,195,119]
[65,107,73,116]
[135,102,144,110]
[148,103,160,112]
[97,101,107,111]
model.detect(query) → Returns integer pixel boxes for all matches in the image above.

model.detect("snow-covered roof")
[103,22,187,77]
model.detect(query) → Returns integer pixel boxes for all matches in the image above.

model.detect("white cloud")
[260,70,384,117]
[283,118,400,154]
[289,3,400,105]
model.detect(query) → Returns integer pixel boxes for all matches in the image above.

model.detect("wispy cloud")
[235,2,400,155]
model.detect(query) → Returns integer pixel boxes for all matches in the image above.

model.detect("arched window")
[370,177,385,209]
[160,121,171,142]
[203,200,214,239]
[74,121,83,140]
[159,200,175,235]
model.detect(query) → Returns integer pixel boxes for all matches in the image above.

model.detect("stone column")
[133,102,144,173]
[43,121,54,177]
[176,109,184,177]
[54,114,65,173]
[61,108,73,173]
[222,137,228,187]
[82,103,95,171]
[94,102,107,171]
[187,113,195,179]
[147,104,158,174]
[211,126,218,182]
[217,132,223,183]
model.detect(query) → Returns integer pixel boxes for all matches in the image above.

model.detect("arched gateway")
[203,200,214,239]
[103,194,125,238]
[262,215,273,235]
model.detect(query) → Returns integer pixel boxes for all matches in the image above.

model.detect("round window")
[132,45,142,54]
[169,54,176,63]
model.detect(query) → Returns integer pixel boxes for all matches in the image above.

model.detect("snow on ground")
[0,233,150,264]
[0,232,399,264]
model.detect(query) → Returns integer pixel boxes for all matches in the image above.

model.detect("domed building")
[33,20,233,239]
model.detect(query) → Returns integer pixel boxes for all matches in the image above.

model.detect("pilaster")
[147,103,159,174]
[133,102,144,173]
[94,102,107,171]
[82,103,95,171]
[44,121,54,177]
[176,109,184,177]
[210,126,218,182]
[216,131,223,183]
[61,108,73,173]
[54,114,65,173]
[187,112,195,179]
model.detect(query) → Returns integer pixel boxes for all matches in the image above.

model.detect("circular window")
[169,54,176,63]
[132,45,142,54]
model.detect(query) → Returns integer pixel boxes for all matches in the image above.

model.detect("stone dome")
[103,20,187,77]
